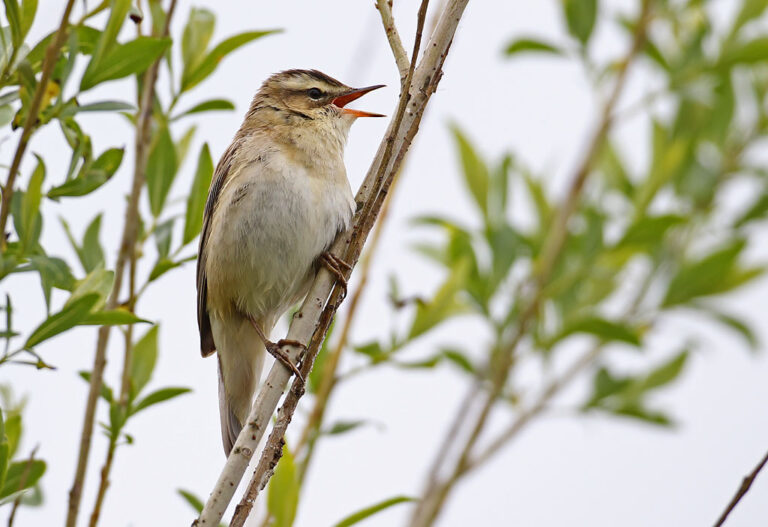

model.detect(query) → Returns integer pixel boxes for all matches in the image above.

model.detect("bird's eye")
[307,88,323,100]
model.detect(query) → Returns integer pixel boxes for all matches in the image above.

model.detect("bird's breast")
[205,150,354,318]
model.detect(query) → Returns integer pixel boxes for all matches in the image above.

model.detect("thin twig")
[196,1,468,524]
[714,448,768,527]
[65,2,178,526]
[376,0,410,83]
[0,0,76,248]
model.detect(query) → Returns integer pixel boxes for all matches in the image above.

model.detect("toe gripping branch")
[248,317,307,384]
[319,251,353,299]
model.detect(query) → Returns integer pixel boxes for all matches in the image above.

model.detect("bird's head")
[246,69,385,133]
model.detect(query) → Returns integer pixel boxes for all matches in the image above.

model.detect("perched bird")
[196,69,384,454]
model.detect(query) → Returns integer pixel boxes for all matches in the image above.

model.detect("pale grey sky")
[3,1,768,526]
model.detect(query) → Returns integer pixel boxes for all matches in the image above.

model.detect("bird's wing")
[197,139,241,357]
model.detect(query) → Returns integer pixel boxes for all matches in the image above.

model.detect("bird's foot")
[247,316,306,383]
[265,339,306,383]
[319,251,352,298]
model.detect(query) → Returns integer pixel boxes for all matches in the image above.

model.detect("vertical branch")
[376,0,410,82]
[196,0,469,524]
[0,0,76,247]
[65,2,178,526]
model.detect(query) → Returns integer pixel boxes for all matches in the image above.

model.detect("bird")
[196,69,384,455]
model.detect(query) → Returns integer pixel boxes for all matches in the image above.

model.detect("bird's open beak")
[333,84,386,117]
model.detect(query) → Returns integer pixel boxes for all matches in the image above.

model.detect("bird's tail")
[213,314,266,456]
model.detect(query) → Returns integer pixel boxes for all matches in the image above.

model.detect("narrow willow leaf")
[732,0,768,33]
[177,489,204,514]
[333,496,415,527]
[19,154,44,253]
[80,214,105,272]
[408,260,470,339]
[663,241,746,306]
[48,147,124,199]
[267,443,299,527]
[79,309,149,326]
[504,37,562,56]
[183,143,213,244]
[640,351,688,391]
[557,316,641,346]
[29,255,75,310]
[78,371,114,403]
[146,124,178,217]
[181,7,215,77]
[19,0,35,40]
[154,218,174,259]
[451,125,489,217]
[68,100,135,114]
[174,125,196,167]
[130,325,159,396]
[175,98,235,119]
[324,420,368,436]
[181,30,280,92]
[81,37,171,91]
[721,37,768,66]
[80,0,130,84]
[0,459,45,499]
[24,293,99,348]
[562,0,597,46]
[3,0,22,48]
[66,268,114,310]
[131,387,190,415]
[4,414,20,459]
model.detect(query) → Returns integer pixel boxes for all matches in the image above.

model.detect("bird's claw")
[265,339,306,384]
[319,251,351,298]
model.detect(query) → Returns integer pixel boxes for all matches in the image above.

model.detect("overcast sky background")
[3,0,768,526]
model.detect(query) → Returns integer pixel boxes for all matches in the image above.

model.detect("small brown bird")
[196,69,383,454]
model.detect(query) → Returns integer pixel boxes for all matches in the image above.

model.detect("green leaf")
[181,7,215,77]
[183,143,213,244]
[0,459,45,499]
[181,30,280,92]
[48,147,124,199]
[663,240,748,306]
[174,125,196,166]
[175,99,235,119]
[19,0,36,41]
[66,268,114,310]
[4,0,22,48]
[145,124,178,217]
[735,190,768,227]
[504,37,562,56]
[701,309,758,351]
[721,37,768,66]
[562,0,597,46]
[131,387,190,415]
[0,104,14,127]
[333,496,415,527]
[29,255,75,310]
[324,420,368,436]
[640,351,688,391]
[556,316,641,346]
[451,125,489,217]
[732,0,768,33]
[79,0,130,79]
[80,36,171,91]
[617,214,684,250]
[4,414,20,458]
[267,443,299,527]
[66,100,135,114]
[79,309,149,326]
[24,293,99,348]
[154,218,174,259]
[177,488,204,514]
[78,370,114,403]
[81,214,105,272]
[408,260,470,339]
[18,154,44,253]
[130,325,158,396]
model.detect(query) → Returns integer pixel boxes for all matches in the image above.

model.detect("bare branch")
[0,0,76,247]
[714,448,768,527]
[196,1,469,524]
[65,2,179,526]
[376,0,410,82]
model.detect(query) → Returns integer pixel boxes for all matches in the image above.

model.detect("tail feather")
[212,313,266,456]
[218,357,243,456]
